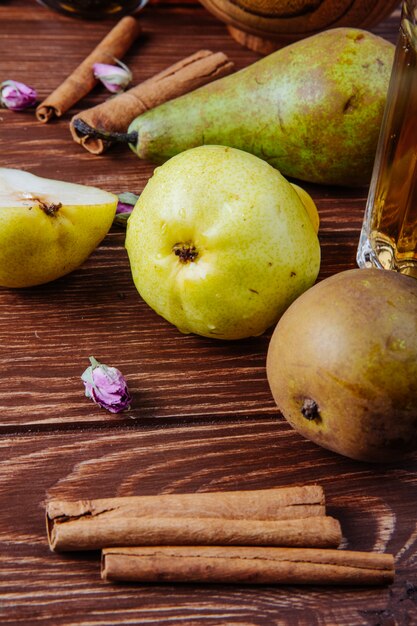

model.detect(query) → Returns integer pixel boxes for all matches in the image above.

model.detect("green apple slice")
[0,168,118,288]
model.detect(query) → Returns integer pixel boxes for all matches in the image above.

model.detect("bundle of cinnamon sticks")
[34,15,235,155]
[45,485,395,586]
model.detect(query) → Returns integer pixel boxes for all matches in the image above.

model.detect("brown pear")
[266,269,417,462]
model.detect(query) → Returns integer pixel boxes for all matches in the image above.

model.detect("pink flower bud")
[114,192,139,226]
[0,80,37,111]
[81,356,132,413]
[93,60,132,94]
[116,201,134,215]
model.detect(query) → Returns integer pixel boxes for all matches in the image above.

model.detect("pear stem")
[173,241,198,263]
[73,119,138,145]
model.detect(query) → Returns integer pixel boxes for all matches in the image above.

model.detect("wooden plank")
[0,1,271,429]
[0,2,401,428]
[0,236,276,428]
[1,2,415,624]
[0,420,416,624]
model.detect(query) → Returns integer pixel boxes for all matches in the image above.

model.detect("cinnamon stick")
[101,546,395,586]
[70,50,234,154]
[47,486,325,522]
[36,16,142,123]
[46,485,327,551]
[48,515,341,552]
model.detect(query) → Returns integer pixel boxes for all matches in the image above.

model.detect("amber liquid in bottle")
[357,10,417,278]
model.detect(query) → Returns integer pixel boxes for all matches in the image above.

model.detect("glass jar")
[357,0,417,279]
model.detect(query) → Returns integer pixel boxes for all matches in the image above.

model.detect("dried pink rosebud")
[0,80,37,111]
[81,356,132,413]
[116,201,134,215]
[93,60,132,94]
[114,191,139,226]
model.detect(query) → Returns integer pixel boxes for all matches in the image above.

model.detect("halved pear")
[0,168,118,288]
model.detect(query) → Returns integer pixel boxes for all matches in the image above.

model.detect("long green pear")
[128,28,394,186]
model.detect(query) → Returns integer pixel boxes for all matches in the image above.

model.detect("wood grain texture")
[1,3,416,625]
[0,419,416,624]
[0,1,401,428]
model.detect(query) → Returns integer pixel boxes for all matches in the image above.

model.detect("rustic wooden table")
[1,1,416,624]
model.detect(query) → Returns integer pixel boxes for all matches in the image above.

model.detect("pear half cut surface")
[0,168,118,287]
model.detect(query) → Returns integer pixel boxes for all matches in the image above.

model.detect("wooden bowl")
[198,0,400,53]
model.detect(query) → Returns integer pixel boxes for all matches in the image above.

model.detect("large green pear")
[266,268,417,462]
[125,145,320,340]
[128,28,394,186]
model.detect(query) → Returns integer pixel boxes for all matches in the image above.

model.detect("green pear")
[266,268,417,462]
[125,145,320,340]
[0,168,117,288]
[127,28,394,186]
